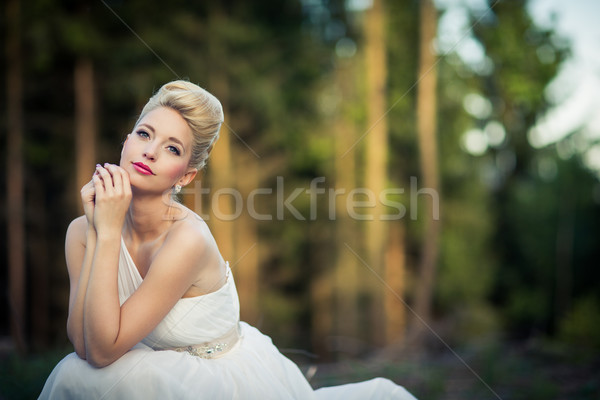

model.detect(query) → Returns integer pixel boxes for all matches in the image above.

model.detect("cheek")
[166,162,189,180]
[119,142,130,166]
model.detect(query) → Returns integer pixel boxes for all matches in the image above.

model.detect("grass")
[305,339,600,400]
[0,346,71,400]
[1,340,598,399]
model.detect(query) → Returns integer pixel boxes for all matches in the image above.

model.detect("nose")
[143,143,157,161]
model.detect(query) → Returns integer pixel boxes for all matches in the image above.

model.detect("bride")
[40,80,417,399]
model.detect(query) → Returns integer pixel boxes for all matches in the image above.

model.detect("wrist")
[85,225,97,242]
[95,227,122,242]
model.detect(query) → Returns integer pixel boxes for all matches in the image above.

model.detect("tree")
[363,0,390,346]
[472,0,569,336]
[331,51,361,353]
[74,57,97,212]
[412,0,440,340]
[5,0,27,354]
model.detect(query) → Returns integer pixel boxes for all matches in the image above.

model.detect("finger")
[110,164,131,198]
[81,181,96,199]
[81,179,93,192]
[92,174,105,196]
[94,168,111,196]
[118,167,132,198]
[105,164,123,194]
[106,164,131,193]
[94,164,105,186]
[96,165,114,196]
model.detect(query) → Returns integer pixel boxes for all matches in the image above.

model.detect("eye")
[167,145,181,156]
[137,130,150,139]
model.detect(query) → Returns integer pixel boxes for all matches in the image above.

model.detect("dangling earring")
[173,184,182,194]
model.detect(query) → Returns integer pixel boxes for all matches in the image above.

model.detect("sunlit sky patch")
[437,0,600,175]
[527,0,600,176]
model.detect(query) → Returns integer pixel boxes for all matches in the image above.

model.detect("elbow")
[86,355,113,368]
[84,345,118,368]
[80,327,123,367]
[66,326,86,360]
[66,319,119,367]
[74,346,87,361]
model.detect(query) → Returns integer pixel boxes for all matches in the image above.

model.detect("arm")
[65,216,96,359]
[82,164,207,367]
[84,226,206,367]
[65,177,98,358]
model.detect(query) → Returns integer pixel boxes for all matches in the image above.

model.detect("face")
[120,106,197,194]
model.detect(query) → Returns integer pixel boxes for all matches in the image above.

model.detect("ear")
[178,168,198,187]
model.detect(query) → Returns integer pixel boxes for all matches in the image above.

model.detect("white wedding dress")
[39,238,417,399]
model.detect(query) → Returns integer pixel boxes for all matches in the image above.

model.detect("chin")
[130,183,170,197]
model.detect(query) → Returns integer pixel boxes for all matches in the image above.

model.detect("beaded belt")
[167,323,241,359]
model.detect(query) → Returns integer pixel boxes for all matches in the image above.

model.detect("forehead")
[137,106,193,145]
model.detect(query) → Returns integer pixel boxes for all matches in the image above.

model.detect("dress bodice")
[117,237,240,349]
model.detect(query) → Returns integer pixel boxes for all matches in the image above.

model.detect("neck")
[124,191,178,243]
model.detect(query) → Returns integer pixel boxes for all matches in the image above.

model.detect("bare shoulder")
[64,216,89,281]
[161,206,224,278]
[164,209,216,256]
[66,215,88,248]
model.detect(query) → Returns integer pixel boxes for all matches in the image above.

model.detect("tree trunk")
[363,0,388,346]
[6,0,27,354]
[412,0,440,338]
[74,58,97,209]
[384,222,406,344]
[330,57,360,356]
[555,185,574,326]
[205,110,235,262]
[206,10,235,265]
[29,180,49,349]
[234,150,260,324]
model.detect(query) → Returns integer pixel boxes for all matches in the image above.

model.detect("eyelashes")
[136,130,182,156]
[137,130,150,139]
[167,146,181,156]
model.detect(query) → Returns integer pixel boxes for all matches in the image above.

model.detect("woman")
[40,80,417,399]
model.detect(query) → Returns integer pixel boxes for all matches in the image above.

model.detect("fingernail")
[96,164,101,168]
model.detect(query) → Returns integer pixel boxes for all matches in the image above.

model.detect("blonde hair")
[135,80,224,170]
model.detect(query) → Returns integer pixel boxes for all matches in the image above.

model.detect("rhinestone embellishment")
[175,343,228,359]
[168,323,241,359]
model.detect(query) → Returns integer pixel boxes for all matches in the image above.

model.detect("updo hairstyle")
[135,80,224,170]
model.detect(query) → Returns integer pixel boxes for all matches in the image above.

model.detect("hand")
[81,177,96,230]
[92,163,132,236]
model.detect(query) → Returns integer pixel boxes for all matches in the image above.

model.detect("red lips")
[132,162,155,175]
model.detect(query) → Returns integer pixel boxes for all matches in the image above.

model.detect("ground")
[1,340,598,399]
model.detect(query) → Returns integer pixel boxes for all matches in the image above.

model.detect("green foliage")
[4,0,600,375]
[0,347,71,400]
[559,295,600,349]
[463,1,588,340]
[446,303,501,346]
[475,0,568,111]
[386,0,420,182]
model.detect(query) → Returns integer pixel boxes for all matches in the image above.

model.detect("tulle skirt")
[39,322,416,400]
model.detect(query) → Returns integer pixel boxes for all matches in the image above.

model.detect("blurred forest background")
[2,0,600,398]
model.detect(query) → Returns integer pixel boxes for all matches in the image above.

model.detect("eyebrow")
[168,137,185,149]
[138,123,155,133]
[138,123,185,151]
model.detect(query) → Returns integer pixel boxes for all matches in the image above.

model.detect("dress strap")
[165,323,241,359]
